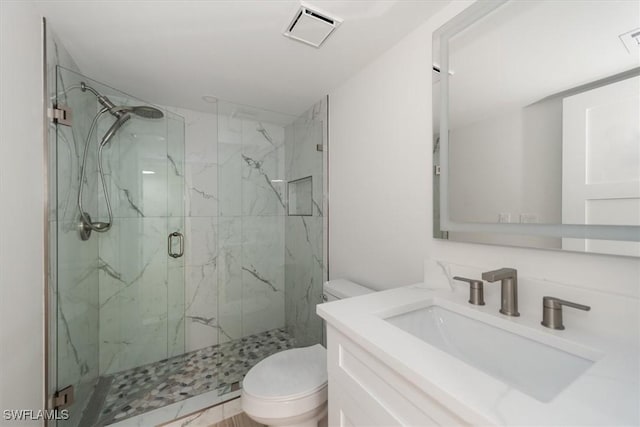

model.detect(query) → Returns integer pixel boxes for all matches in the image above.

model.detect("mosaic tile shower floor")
[92,328,295,426]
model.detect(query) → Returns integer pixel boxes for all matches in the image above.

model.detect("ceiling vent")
[619,28,640,53]
[283,3,343,48]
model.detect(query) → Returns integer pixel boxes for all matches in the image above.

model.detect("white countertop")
[317,283,640,426]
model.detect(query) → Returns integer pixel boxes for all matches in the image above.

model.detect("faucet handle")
[541,296,591,330]
[543,296,590,311]
[453,276,485,306]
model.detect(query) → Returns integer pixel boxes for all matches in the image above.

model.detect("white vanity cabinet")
[318,284,638,427]
[326,325,467,427]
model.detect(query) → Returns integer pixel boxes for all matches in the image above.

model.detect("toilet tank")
[323,279,374,302]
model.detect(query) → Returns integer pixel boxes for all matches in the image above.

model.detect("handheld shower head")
[100,113,131,147]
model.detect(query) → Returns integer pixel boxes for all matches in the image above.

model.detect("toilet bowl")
[242,344,327,427]
[242,279,374,427]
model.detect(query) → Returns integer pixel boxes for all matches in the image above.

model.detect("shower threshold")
[82,328,295,426]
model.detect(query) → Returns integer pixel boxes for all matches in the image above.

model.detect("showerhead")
[80,82,164,120]
[111,105,164,119]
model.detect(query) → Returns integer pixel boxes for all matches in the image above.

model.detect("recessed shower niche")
[288,176,313,216]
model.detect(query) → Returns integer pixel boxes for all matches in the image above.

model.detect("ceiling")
[35,0,450,116]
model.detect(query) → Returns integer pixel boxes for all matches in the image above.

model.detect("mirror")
[433,0,640,257]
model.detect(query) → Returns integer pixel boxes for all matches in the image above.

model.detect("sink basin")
[386,305,596,402]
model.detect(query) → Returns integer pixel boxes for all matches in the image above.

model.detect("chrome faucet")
[482,268,519,316]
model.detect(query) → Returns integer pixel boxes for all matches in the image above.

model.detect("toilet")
[241,279,374,427]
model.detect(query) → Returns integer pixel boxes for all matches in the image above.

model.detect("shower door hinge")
[49,105,72,126]
[434,165,441,176]
[316,144,323,152]
[52,385,74,410]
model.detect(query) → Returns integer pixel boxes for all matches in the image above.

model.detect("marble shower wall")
[284,98,327,347]
[97,95,186,375]
[48,29,100,427]
[218,104,289,345]
[168,106,221,352]
[164,103,290,353]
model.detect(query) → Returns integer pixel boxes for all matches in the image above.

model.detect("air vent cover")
[619,28,640,53]
[283,3,342,48]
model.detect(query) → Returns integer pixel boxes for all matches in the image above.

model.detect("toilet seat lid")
[243,344,327,400]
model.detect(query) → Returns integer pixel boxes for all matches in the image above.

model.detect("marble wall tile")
[241,216,285,336]
[167,276,186,359]
[108,390,241,427]
[98,114,169,220]
[168,216,186,358]
[98,217,169,374]
[218,114,243,217]
[241,120,286,216]
[182,109,217,217]
[55,68,100,225]
[216,111,289,344]
[47,33,80,221]
[284,216,324,347]
[287,118,318,179]
[91,100,188,373]
[56,221,100,412]
[291,114,324,216]
[218,113,243,146]
[217,216,243,343]
[50,45,101,427]
[167,111,186,218]
[185,216,219,351]
[161,404,223,427]
[183,108,218,164]
[283,99,326,347]
[169,107,220,352]
[218,142,242,217]
[187,161,218,217]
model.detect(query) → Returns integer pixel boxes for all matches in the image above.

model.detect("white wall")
[328,18,432,289]
[448,98,562,249]
[0,1,45,422]
[328,0,640,295]
[450,109,524,224]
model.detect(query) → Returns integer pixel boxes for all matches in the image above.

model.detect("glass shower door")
[53,66,185,426]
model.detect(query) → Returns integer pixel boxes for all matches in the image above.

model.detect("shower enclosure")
[50,65,187,426]
[47,26,327,425]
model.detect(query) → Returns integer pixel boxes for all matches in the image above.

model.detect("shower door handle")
[168,231,184,258]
